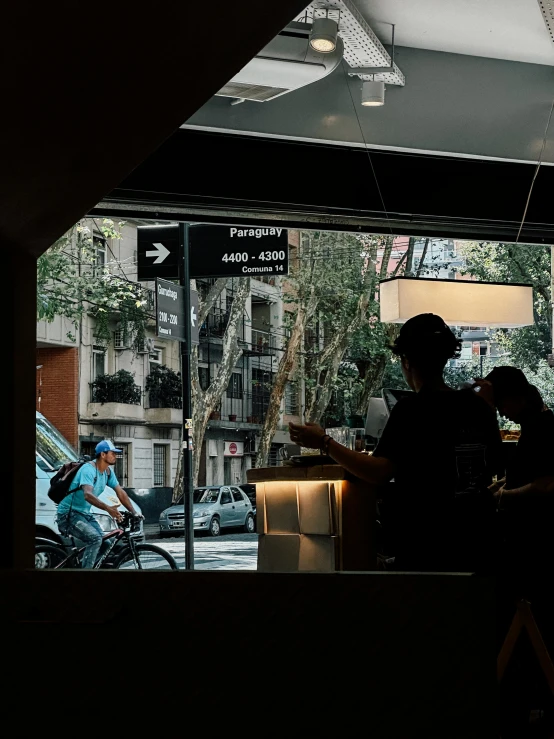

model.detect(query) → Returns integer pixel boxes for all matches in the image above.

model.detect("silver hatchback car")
[159,485,255,538]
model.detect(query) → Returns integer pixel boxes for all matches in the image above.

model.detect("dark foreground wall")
[2,570,494,737]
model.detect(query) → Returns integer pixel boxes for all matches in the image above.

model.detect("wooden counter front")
[247,464,376,572]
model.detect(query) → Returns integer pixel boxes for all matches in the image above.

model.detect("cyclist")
[56,439,141,568]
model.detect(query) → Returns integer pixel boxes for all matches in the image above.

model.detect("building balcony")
[86,401,145,423]
[145,407,183,427]
[144,393,183,426]
[87,381,144,423]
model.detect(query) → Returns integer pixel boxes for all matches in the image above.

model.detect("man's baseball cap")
[95,439,122,454]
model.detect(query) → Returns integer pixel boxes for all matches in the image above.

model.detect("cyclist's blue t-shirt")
[57,462,120,515]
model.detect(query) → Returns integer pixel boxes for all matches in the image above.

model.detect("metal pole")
[179,222,194,570]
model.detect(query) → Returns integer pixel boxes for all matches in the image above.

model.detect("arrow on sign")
[146,242,171,264]
[191,305,197,327]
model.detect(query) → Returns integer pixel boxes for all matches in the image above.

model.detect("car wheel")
[159,531,167,539]
[208,517,221,537]
[244,514,255,534]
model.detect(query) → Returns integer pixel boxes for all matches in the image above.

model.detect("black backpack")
[47,458,113,505]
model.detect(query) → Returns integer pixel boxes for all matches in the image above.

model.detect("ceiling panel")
[354,0,554,66]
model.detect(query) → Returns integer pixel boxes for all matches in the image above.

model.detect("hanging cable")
[516,95,554,244]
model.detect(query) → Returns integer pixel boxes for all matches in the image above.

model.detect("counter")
[247,463,376,572]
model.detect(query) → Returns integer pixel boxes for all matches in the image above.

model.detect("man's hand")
[289,421,326,450]
[488,476,506,494]
[472,378,496,409]
[492,484,505,500]
[107,505,123,522]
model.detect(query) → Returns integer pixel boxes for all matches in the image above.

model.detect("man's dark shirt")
[374,388,503,571]
[502,407,554,573]
[505,408,554,489]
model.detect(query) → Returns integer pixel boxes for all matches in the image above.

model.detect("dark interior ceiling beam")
[1,1,308,256]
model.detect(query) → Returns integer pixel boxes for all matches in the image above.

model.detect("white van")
[35,411,142,545]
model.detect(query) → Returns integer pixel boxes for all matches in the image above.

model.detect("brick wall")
[36,347,79,447]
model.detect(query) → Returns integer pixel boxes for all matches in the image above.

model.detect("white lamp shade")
[379,277,534,328]
[361,80,385,106]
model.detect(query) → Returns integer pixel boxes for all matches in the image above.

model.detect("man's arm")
[82,485,122,521]
[288,422,394,485]
[114,485,141,516]
[324,438,394,486]
[497,476,554,500]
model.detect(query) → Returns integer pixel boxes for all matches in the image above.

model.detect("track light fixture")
[309,14,338,53]
[361,78,385,107]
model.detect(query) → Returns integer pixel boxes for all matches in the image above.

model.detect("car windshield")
[36,415,79,471]
[193,488,220,504]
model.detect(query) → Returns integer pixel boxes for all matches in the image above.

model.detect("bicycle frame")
[52,513,141,569]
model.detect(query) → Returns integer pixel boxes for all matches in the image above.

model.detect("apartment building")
[36,219,294,490]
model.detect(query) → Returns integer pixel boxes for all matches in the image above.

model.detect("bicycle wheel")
[35,544,69,569]
[114,544,178,571]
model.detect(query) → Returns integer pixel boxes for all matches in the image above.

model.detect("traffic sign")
[155,279,200,345]
[189,224,288,278]
[156,279,186,341]
[138,225,179,281]
[190,288,200,346]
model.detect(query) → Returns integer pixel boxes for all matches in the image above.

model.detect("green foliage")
[457,241,552,370]
[91,369,142,405]
[37,218,149,352]
[145,365,182,409]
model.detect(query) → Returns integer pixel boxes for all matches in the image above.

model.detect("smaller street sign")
[156,279,186,342]
[156,279,200,345]
[190,289,200,346]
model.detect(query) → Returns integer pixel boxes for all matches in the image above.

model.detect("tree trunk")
[254,231,323,467]
[355,355,387,416]
[172,277,250,499]
[415,238,430,277]
[405,236,416,276]
[305,254,374,424]
[255,303,312,467]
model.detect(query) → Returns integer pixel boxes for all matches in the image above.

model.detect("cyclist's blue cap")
[95,440,122,454]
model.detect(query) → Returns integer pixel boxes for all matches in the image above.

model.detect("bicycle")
[35,511,178,570]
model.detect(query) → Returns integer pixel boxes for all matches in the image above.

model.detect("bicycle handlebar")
[119,510,142,533]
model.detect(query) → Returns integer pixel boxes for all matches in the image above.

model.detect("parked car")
[35,412,144,548]
[239,483,256,523]
[159,485,255,537]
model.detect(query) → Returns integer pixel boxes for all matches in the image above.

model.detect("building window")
[153,444,168,486]
[252,368,272,419]
[285,382,299,415]
[92,345,106,380]
[149,347,163,374]
[93,235,106,275]
[227,372,243,399]
[198,366,210,391]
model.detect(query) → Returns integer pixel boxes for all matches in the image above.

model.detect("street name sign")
[189,224,289,278]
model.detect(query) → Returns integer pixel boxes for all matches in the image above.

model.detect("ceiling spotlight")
[309,17,338,53]
[361,79,385,107]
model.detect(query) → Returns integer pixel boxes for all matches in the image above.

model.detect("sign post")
[152,243,199,572]
[178,223,194,571]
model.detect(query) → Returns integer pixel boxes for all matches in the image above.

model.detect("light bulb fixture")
[309,16,338,53]
[361,79,385,107]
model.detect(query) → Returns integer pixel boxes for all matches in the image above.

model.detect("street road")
[145,527,258,570]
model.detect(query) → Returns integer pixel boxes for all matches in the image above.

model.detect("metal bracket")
[347,23,396,77]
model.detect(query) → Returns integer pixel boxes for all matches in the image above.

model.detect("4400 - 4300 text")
[221,250,286,263]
